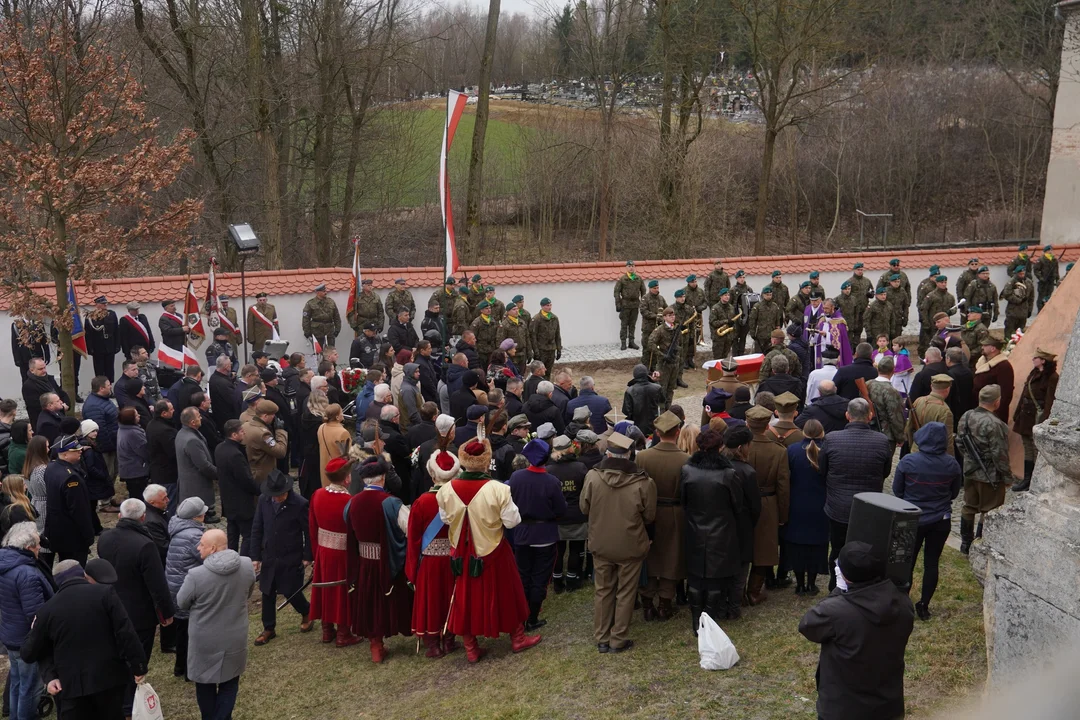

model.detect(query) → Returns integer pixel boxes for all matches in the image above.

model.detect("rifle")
[958,431,997,487]
[664,314,693,363]
[855,377,875,423]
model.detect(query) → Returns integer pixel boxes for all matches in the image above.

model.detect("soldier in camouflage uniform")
[918,276,955,357]
[960,306,990,369]
[770,270,790,312]
[429,277,459,328]
[482,286,505,324]
[847,262,873,343]
[760,331,802,380]
[863,287,895,346]
[886,274,907,337]
[703,259,729,309]
[957,383,1012,553]
[963,266,999,325]
[1000,266,1035,338]
[613,260,646,350]
[647,306,682,408]
[748,285,785,354]
[470,300,500,363]
[1033,245,1060,311]
[683,275,708,369]
[1005,244,1030,277]
[497,304,531,363]
[347,280,383,335]
[730,271,754,355]
[384,278,416,325]
[915,266,940,310]
[955,258,980,323]
[878,259,911,326]
[673,290,696,379]
[834,281,862,350]
[807,270,824,296]
[709,288,738,360]
[466,274,486,315]
[531,298,562,373]
[509,295,532,361]
[639,280,667,365]
[866,356,906,446]
[450,287,473,337]
[787,281,811,325]
[302,283,341,350]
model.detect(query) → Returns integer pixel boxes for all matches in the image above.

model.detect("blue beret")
[674,289,686,298]
[647,280,659,288]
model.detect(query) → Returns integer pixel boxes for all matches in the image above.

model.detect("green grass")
[147,548,984,719]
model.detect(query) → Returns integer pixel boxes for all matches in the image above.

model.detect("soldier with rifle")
[647,306,686,408]
[956,384,1012,554]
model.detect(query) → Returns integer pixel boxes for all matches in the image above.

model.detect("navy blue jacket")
[0,547,54,650]
[818,423,893,524]
[251,490,311,597]
[81,393,118,453]
[564,389,612,434]
[892,422,962,525]
[782,439,829,547]
[506,467,566,546]
[788,337,812,381]
[44,460,96,557]
[833,358,878,400]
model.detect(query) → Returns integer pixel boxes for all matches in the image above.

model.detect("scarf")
[480,314,491,324]
[508,315,520,326]
[626,272,637,280]
[542,311,553,320]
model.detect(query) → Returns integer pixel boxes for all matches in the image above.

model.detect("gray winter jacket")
[165,515,204,619]
[116,424,149,480]
[175,426,217,508]
[177,549,256,684]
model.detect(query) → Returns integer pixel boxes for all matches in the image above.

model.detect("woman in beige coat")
[317,404,352,487]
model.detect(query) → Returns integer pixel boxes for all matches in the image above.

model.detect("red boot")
[442,634,459,655]
[462,634,488,663]
[369,637,386,663]
[321,622,336,644]
[422,634,445,659]
[335,627,361,648]
[510,623,542,653]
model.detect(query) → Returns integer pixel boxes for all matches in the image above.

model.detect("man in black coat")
[44,437,97,565]
[524,381,566,435]
[405,402,438,450]
[387,308,419,354]
[21,560,149,719]
[349,324,382,369]
[794,381,851,436]
[944,347,974,431]
[142,484,171,565]
[757,355,805,411]
[910,347,948,405]
[84,296,120,382]
[832,343,879,400]
[415,341,441,404]
[209,356,239,430]
[96,499,175,717]
[117,301,156,358]
[34,392,67,443]
[174,365,205,424]
[251,470,313,645]
[504,377,525,418]
[622,364,664,435]
[798,541,914,720]
[449,370,480,426]
[378,406,413,501]
[22,357,69,431]
[455,333,482,370]
[146,400,179,509]
[216,420,261,556]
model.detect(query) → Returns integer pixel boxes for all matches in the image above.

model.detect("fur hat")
[427,449,461,485]
[458,439,492,474]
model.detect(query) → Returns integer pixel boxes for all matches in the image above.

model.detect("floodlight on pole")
[228,223,260,363]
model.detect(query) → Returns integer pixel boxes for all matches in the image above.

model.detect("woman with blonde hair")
[22,436,50,539]
[0,475,36,537]
[317,404,352,488]
[677,423,701,455]
[781,419,829,596]
[299,377,330,498]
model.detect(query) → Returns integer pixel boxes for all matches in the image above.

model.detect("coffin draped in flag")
[439,90,468,279]
[184,279,206,349]
[204,259,237,334]
[66,279,88,357]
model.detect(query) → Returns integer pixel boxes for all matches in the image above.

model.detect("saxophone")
[716,311,743,337]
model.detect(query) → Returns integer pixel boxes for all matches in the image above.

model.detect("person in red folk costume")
[346,456,413,663]
[308,457,361,648]
[436,436,542,663]
[406,439,461,658]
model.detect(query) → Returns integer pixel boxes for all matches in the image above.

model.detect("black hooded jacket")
[795,394,850,434]
[621,366,664,436]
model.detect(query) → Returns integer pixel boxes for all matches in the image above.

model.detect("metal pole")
[240,256,248,364]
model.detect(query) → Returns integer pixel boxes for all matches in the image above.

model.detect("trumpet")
[715,311,743,337]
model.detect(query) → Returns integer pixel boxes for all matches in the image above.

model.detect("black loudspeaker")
[845,492,921,589]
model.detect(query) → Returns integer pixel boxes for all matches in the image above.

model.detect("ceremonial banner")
[310,335,323,355]
[204,258,237,334]
[184,279,205,349]
[66,279,88,357]
[440,90,468,278]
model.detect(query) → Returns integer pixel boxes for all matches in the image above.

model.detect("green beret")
[809,271,820,279]
[445,276,456,285]
[477,300,491,310]
[969,257,979,264]
[799,281,811,289]
[674,289,686,298]
[1014,266,1027,274]
[853,262,864,269]
[1019,244,1028,251]
[540,297,551,306]
[875,286,888,295]
[686,274,697,283]
[485,285,495,292]
[978,265,989,273]
[968,305,983,314]
[771,270,781,277]
[929,265,940,274]
[889,258,900,266]
[1068,262,1075,272]
[647,280,659,288]
[935,275,947,283]
[512,294,524,303]
[458,287,469,295]
[841,280,851,290]
[735,270,745,278]
[718,287,730,296]
[471,274,482,282]
[889,273,901,282]
[626,260,635,266]
[1044,245,1052,252]
[762,285,774,294]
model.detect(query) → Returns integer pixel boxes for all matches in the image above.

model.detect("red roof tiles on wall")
[2,244,1075,309]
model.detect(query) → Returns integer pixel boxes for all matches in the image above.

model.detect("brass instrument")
[715,311,743,338]
[679,309,698,336]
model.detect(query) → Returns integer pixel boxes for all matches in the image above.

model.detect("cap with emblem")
[745,405,773,432]
[458,287,469,296]
[762,285,774,294]
[445,276,456,285]
[576,429,599,445]
[800,281,811,289]
[313,283,327,292]
[394,278,406,285]
[361,278,373,286]
[771,270,782,277]
[774,392,800,414]
[477,300,491,310]
[653,411,682,434]
[1019,244,1029,251]
[968,305,983,314]
[841,280,851,290]
[720,358,738,372]
[626,260,634,267]
[978,266,989,273]
[220,294,229,301]
[540,298,551,306]
[648,280,659,289]
[717,287,730,297]
[1034,347,1057,361]
[471,274,482,282]
[935,275,947,283]
[930,374,953,387]
[256,292,268,299]
[686,274,697,283]
[929,265,940,275]
[889,273,901,282]
[51,434,84,454]
[875,286,887,295]
[810,289,825,299]
[945,324,962,332]
[735,270,745,278]
[512,294,524,303]
[1043,245,1052,252]
[161,300,176,308]
[94,295,107,304]
[364,322,378,332]
[607,432,633,453]
[507,414,531,432]
[255,399,278,415]
[485,285,495,292]
[126,301,140,311]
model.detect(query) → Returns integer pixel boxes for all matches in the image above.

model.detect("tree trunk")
[754,126,779,254]
[464,0,501,248]
[597,115,612,261]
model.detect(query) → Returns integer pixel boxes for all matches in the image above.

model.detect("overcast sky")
[468,0,545,19]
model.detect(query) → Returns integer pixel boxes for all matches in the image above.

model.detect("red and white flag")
[345,238,362,320]
[310,335,323,355]
[158,343,201,370]
[440,90,468,279]
[184,279,205,350]
[251,306,280,341]
[204,258,238,335]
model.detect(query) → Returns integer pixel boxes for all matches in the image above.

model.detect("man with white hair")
[806,346,841,404]
[365,383,392,422]
[566,376,613,434]
[0,522,53,720]
[209,354,239,429]
[142,484,171,564]
[96,498,175,717]
[412,414,458,496]
[379,405,412,498]
[524,380,566,434]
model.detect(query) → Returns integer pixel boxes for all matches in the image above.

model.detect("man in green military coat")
[385,278,416,325]
[467,274,486,314]
[787,281,811,325]
[531,298,562,373]
[770,270,790,311]
[470,300,500,363]
[647,306,682,407]
[483,286,505,324]
[302,283,341,351]
[1033,244,1060,311]
[957,384,1011,553]
[918,276,955,357]
[915,265,940,308]
[730,271,754,355]
[960,306,990,369]
[429,276,459,328]
[748,285,784,354]
[963,266,999,325]
[807,270,824,296]
[709,288,738,360]
[347,279,383,335]
[702,259,729,309]
[885,274,907,338]
[1006,244,1030,277]
[834,281,862,350]
[955,258,980,323]
[497,304,531,363]
[683,275,708,369]
[511,294,532,361]
[878,258,911,325]
[673,289,696,379]
[639,280,667,365]
[219,295,242,352]
[614,260,646,350]
[1000,266,1035,338]
[450,287,472,337]
[847,262,873,343]
[863,286,895,346]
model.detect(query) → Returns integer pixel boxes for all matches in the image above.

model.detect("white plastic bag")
[698,613,740,670]
[133,681,165,720]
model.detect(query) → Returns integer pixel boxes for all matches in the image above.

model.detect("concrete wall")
[1041,11,1080,245]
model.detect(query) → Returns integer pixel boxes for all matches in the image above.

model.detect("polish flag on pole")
[345,238,361,321]
[157,343,201,370]
[184,279,205,350]
[205,258,237,334]
[310,335,322,355]
[440,90,468,279]
[66,278,88,358]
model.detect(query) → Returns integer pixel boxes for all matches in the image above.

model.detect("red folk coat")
[346,487,413,639]
[308,486,352,626]
[405,490,454,637]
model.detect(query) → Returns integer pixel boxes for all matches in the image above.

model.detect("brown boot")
[656,598,678,621]
[747,573,768,606]
[463,634,488,663]
[442,634,459,655]
[641,596,657,622]
[321,622,336,644]
[335,627,361,648]
[370,637,386,663]
[422,634,445,659]
[254,629,276,646]
[299,615,315,633]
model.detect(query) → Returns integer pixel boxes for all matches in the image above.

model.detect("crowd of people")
[0,246,1066,720]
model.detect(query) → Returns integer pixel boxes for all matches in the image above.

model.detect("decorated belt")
[357,541,381,560]
[422,538,451,557]
[317,529,347,551]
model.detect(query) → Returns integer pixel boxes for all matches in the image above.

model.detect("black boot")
[1013,461,1034,492]
[676,378,688,388]
[628,340,640,350]
[620,339,627,351]
[976,519,984,540]
[525,601,546,631]
[687,585,705,636]
[553,575,564,594]
[960,517,974,555]
[675,581,688,606]
[704,590,728,622]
